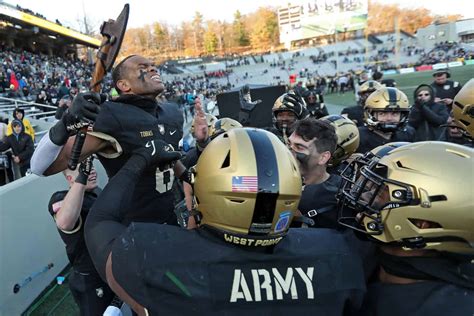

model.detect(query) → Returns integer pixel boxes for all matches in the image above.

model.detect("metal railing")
[0,96,58,121]
[0,96,57,110]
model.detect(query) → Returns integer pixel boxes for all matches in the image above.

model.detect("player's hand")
[134,139,182,170]
[49,92,105,146]
[75,156,94,185]
[193,97,209,142]
[66,92,105,130]
[442,98,453,105]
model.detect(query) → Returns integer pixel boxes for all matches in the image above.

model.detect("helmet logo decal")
[275,211,291,233]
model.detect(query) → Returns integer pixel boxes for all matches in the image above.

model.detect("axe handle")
[90,36,112,93]
[68,37,111,170]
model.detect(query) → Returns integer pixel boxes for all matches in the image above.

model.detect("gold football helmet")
[358,80,383,106]
[191,113,217,136]
[272,91,307,131]
[359,80,383,94]
[208,117,242,140]
[320,115,360,166]
[193,128,302,246]
[364,87,410,132]
[339,141,474,254]
[452,78,474,140]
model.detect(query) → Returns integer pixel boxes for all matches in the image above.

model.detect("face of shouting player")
[116,55,165,99]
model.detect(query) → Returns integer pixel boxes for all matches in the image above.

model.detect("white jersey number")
[155,168,175,193]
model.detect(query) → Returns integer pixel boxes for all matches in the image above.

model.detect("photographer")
[48,157,115,315]
[408,85,449,141]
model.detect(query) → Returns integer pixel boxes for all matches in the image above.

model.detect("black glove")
[239,85,261,112]
[133,139,182,170]
[49,92,105,146]
[173,199,190,229]
[75,156,94,185]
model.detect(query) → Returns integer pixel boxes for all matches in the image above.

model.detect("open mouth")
[151,75,162,83]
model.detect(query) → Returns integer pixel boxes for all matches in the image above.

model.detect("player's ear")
[116,79,131,94]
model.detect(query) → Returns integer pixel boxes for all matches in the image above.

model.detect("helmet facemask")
[272,92,307,133]
[339,142,474,254]
[338,155,416,237]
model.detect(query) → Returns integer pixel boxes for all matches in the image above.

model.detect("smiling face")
[64,167,98,191]
[275,111,297,130]
[115,55,164,98]
[85,168,98,191]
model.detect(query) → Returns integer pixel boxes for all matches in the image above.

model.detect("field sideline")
[325,64,474,114]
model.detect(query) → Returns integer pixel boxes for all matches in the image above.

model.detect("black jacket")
[408,84,449,141]
[0,123,34,167]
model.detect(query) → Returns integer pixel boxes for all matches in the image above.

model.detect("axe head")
[99,4,129,72]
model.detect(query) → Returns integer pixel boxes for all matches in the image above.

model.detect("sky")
[3,0,473,32]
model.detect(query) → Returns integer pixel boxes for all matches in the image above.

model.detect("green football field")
[325,64,474,114]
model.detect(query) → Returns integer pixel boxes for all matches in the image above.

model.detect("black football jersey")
[111,225,367,315]
[92,96,182,224]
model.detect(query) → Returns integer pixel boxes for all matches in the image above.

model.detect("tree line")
[118,2,461,60]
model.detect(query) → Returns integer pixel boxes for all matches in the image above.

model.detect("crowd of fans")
[0,34,472,186]
[0,47,95,103]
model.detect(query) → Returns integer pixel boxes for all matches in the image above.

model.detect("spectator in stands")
[430,69,462,111]
[0,119,34,177]
[0,116,7,141]
[7,108,35,142]
[0,116,14,185]
[409,84,449,141]
[0,72,9,93]
[35,89,51,105]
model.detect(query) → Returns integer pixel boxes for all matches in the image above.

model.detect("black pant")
[19,164,29,177]
[69,270,114,316]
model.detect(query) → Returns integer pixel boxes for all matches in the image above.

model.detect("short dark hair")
[12,120,22,128]
[294,118,337,154]
[372,71,383,81]
[111,55,136,94]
